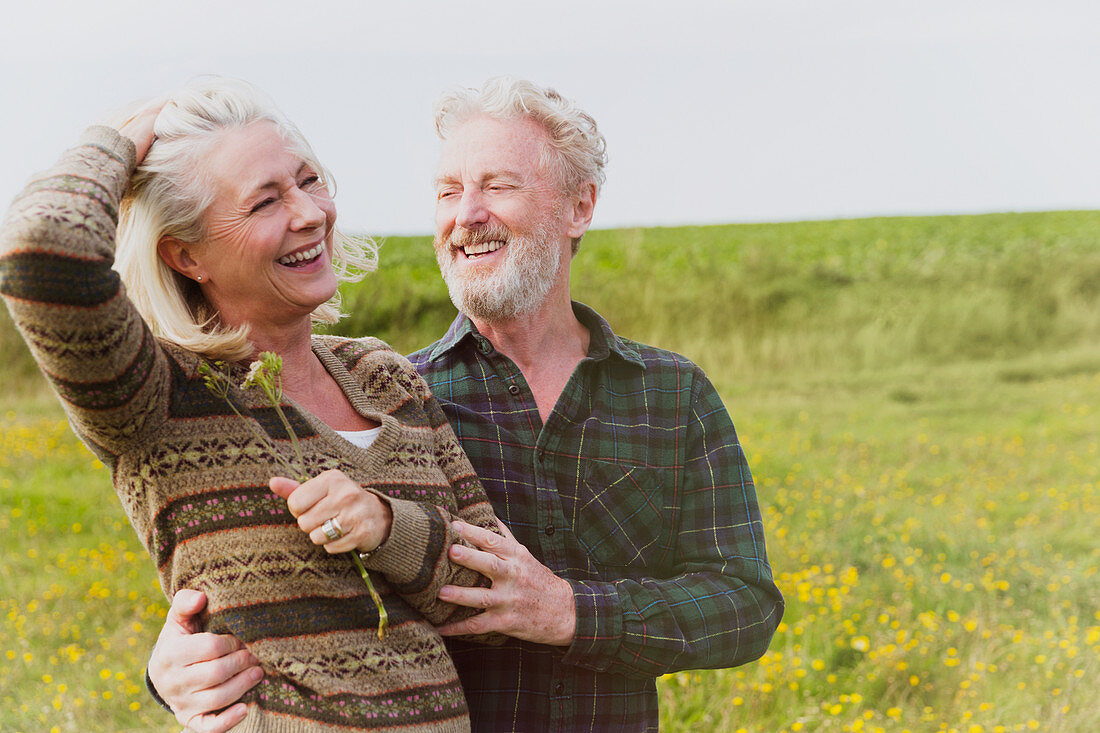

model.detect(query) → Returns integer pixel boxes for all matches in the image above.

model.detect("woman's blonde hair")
[114,76,376,361]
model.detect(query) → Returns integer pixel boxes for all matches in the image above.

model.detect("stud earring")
[196,275,203,282]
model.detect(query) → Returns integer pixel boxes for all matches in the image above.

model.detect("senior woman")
[0,78,498,732]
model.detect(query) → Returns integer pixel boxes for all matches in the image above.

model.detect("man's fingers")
[152,629,251,682]
[166,589,208,632]
[164,647,259,730]
[437,583,496,610]
[448,543,504,577]
[185,701,250,733]
[185,661,263,716]
[436,615,491,637]
[452,520,508,553]
[182,646,260,688]
[495,518,516,541]
[192,633,251,666]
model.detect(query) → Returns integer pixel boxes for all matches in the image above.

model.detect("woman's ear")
[157,236,205,283]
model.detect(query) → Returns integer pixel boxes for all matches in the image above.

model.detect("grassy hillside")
[5,211,1100,390]
[332,211,1100,388]
[1,212,1098,731]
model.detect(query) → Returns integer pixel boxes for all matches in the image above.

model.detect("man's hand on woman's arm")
[436,520,577,646]
[148,590,262,733]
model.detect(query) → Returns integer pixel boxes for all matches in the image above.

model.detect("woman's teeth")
[463,240,504,257]
[278,243,324,266]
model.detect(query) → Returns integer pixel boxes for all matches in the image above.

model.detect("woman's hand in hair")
[101,96,167,163]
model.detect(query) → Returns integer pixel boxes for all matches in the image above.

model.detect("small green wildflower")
[200,351,387,638]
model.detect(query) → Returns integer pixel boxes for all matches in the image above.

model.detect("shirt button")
[554,682,564,695]
[507,384,520,395]
[544,524,555,536]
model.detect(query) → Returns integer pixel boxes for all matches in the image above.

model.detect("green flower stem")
[271,400,306,479]
[201,353,387,638]
[352,552,389,640]
[222,396,304,480]
[199,363,302,479]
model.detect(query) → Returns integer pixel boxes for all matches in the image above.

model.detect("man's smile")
[462,239,505,259]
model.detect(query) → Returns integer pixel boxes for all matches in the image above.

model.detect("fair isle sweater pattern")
[0,127,496,732]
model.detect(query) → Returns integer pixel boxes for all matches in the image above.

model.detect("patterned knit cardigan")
[0,126,499,732]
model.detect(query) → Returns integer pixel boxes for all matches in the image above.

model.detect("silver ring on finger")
[321,517,344,541]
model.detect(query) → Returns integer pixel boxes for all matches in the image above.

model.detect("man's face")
[433,115,574,323]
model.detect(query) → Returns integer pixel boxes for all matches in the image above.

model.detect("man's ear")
[565,181,597,240]
[157,236,205,283]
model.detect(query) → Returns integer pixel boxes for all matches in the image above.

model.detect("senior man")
[148,77,783,732]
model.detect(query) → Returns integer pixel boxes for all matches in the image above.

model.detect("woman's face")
[192,121,338,333]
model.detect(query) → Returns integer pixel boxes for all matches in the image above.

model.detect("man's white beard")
[436,221,562,323]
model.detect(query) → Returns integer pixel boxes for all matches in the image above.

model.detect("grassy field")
[1,212,1098,732]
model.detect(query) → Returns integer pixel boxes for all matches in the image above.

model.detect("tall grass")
[330,212,1100,378]
[5,211,1099,390]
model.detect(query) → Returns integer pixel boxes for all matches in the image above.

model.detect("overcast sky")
[2,1,1097,235]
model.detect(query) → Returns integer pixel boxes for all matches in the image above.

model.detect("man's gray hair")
[434,77,607,197]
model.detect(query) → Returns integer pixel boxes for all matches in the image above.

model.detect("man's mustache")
[448,225,513,250]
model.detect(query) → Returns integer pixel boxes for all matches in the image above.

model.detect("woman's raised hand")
[101,96,167,164]
[270,470,393,556]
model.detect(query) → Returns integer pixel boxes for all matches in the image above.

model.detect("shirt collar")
[572,301,645,368]
[424,311,479,362]
[424,301,646,369]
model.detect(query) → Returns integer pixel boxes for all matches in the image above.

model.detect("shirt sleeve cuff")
[145,667,174,714]
[560,579,624,671]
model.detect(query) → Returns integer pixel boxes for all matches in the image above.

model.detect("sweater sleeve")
[0,127,171,464]
[358,355,503,631]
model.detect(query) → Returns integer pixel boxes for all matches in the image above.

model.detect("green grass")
[333,212,1100,378]
[662,350,1099,732]
[1,211,1098,731]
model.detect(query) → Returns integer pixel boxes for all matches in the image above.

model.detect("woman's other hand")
[101,96,167,163]
[148,590,262,732]
[271,469,393,555]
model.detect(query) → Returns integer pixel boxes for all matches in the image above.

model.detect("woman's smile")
[277,240,327,268]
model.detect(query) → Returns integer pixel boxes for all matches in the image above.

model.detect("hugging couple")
[0,74,782,732]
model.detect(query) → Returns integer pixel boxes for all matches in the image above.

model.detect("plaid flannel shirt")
[409,302,783,732]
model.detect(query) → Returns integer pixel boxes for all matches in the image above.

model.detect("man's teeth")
[463,240,504,256]
[278,243,324,265]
